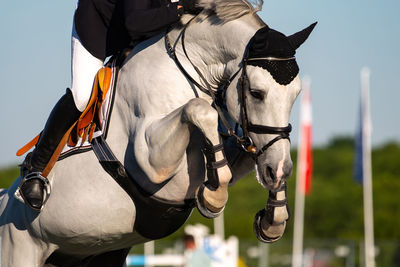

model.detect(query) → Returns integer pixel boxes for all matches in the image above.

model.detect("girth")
[91,135,195,240]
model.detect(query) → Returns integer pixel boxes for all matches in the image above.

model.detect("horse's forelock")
[197,0,263,22]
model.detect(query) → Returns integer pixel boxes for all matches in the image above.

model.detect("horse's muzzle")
[256,160,292,192]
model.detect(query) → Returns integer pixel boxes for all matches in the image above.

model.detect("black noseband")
[247,123,292,135]
[250,123,292,157]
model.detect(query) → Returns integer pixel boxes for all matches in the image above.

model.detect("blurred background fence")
[127,238,400,267]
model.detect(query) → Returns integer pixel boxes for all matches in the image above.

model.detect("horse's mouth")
[268,167,283,191]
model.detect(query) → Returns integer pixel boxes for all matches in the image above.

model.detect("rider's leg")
[70,24,104,112]
[19,89,82,210]
[19,23,103,211]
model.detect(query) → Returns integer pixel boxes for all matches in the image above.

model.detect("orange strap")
[100,67,112,98]
[42,122,77,178]
[16,133,41,156]
[16,66,113,176]
[96,66,112,129]
[69,66,112,146]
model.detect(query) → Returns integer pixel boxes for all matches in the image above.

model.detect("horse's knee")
[183,98,218,127]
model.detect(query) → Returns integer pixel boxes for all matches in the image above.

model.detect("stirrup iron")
[15,172,51,211]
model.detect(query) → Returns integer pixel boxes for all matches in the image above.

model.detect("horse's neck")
[103,15,263,201]
[171,14,263,88]
[167,15,262,181]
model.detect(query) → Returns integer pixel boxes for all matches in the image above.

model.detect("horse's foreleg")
[181,99,232,218]
[253,184,289,243]
[144,98,231,217]
[143,107,192,183]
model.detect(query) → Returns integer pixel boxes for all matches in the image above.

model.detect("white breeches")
[71,22,103,112]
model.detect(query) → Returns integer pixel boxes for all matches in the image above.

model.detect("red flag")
[298,78,313,195]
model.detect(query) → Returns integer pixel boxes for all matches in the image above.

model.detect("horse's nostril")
[267,167,275,181]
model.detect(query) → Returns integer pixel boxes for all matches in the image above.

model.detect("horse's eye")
[249,89,264,100]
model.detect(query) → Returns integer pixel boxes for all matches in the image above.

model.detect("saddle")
[70,66,113,146]
[16,65,115,177]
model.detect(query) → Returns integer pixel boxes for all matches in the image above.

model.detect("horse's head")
[182,0,317,242]
[226,23,316,191]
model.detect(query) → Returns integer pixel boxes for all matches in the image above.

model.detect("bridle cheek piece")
[237,57,292,158]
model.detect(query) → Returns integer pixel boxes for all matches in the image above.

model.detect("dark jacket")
[74,0,180,60]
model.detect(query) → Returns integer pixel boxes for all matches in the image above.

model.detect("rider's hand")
[178,0,202,15]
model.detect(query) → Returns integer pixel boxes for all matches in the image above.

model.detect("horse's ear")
[288,22,317,50]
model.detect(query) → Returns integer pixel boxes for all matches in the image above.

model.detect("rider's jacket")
[75,0,179,60]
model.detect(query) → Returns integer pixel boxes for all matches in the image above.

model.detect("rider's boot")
[19,89,81,211]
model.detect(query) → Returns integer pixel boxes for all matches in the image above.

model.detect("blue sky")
[1,1,399,167]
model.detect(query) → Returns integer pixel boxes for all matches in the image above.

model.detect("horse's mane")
[197,0,263,22]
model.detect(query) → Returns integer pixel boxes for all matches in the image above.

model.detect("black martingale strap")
[91,136,195,240]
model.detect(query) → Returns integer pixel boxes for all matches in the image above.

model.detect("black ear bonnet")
[247,22,317,85]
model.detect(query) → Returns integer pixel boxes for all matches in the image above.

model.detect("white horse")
[0,0,315,266]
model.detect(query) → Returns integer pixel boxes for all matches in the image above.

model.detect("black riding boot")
[19,89,81,211]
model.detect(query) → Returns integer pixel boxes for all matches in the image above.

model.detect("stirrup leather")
[15,172,51,211]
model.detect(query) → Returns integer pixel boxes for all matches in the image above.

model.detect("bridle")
[165,19,292,159]
[238,54,292,157]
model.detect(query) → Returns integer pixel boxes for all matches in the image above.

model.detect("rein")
[165,19,292,158]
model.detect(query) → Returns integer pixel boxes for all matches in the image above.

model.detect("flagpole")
[361,67,375,267]
[292,77,312,267]
[214,211,225,240]
[292,148,306,267]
